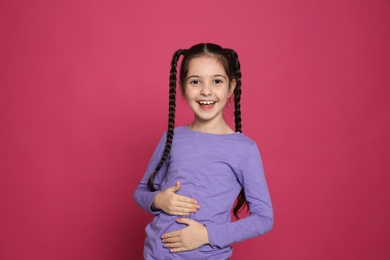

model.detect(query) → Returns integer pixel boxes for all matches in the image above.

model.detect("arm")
[206,143,274,248]
[162,143,273,251]
[133,133,199,215]
[133,133,168,214]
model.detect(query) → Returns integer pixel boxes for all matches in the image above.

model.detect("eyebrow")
[187,74,227,79]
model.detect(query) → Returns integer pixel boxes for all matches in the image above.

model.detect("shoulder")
[173,125,187,134]
[228,132,258,149]
[234,132,256,144]
[228,134,263,167]
[157,126,186,139]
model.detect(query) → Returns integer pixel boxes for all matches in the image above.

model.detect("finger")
[168,206,190,215]
[176,195,199,205]
[175,180,181,191]
[175,196,200,210]
[171,210,190,216]
[173,201,199,212]
[170,180,180,193]
[161,236,181,243]
[177,201,200,210]
[165,204,195,216]
[167,181,181,193]
[173,208,196,215]
[161,231,180,239]
[163,242,183,249]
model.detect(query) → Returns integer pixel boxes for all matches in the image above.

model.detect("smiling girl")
[134,43,273,259]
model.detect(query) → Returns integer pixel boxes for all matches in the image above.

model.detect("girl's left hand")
[161,218,209,252]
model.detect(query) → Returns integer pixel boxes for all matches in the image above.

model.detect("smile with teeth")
[198,100,216,105]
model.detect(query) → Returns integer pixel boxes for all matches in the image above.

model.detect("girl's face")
[183,56,235,127]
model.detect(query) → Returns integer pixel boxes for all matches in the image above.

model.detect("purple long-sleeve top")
[134,126,273,259]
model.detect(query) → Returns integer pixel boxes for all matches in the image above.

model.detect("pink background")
[1,0,389,259]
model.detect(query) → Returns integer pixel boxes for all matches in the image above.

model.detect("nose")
[200,83,212,96]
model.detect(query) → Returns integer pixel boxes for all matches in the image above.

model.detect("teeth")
[199,101,215,105]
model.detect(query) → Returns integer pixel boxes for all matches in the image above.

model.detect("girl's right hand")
[152,181,200,216]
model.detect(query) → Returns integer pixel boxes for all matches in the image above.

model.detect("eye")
[190,80,200,85]
[214,79,223,84]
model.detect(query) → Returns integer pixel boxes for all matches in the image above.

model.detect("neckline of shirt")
[182,125,240,136]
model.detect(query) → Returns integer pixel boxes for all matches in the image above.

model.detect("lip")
[196,100,217,104]
[197,100,216,111]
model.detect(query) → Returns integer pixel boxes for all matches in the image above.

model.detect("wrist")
[151,192,161,211]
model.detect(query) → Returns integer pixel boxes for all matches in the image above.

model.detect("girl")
[134,43,273,259]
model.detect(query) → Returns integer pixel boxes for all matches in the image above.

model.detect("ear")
[228,79,236,98]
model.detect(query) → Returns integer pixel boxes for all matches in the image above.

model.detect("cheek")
[183,87,197,100]
[217,89,231,100]
[180,87,189,101]
[182,92,194,104]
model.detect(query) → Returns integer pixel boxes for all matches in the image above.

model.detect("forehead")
[186,56,226,76]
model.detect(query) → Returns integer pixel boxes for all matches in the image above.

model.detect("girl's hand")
[161,218,209,252]
[152,181,200,216]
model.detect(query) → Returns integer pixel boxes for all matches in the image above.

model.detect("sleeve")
[206,143,274,248]
[133,132,169,215]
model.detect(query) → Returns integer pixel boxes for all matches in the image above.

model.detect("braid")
[226,49,242,133]
[226,48,247,218]
[147,49,185,191]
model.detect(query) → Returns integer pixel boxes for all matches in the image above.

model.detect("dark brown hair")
[147,43,247,218]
